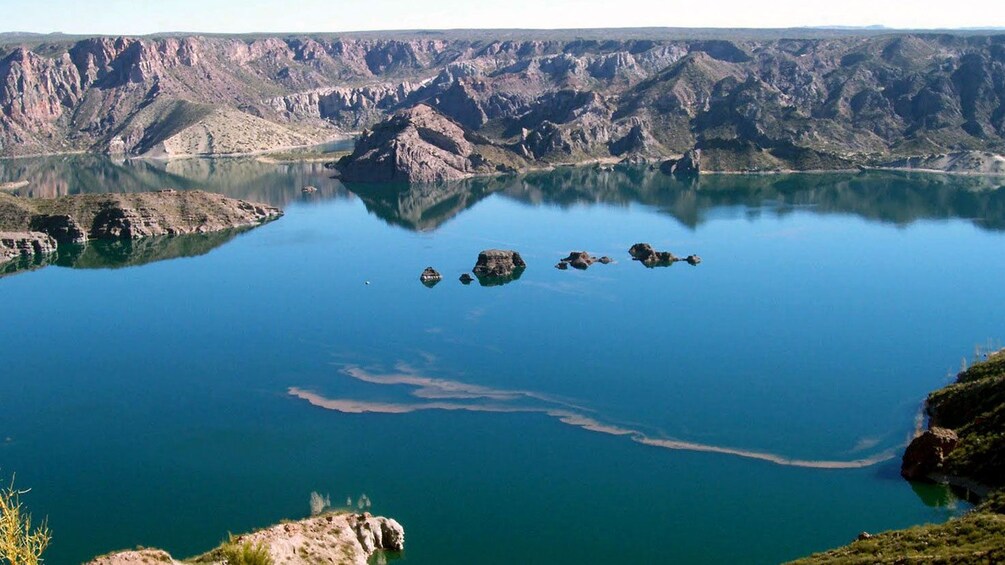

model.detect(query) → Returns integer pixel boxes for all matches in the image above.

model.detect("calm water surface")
[2,156,1005,563]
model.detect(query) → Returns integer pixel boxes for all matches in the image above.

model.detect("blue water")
[1,159,1003,563]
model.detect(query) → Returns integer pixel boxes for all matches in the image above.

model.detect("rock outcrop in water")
[901,427,960,481]
[86,512,404,565]
[628,243,678,267]
[472,249,526,285]
[420,266,443,286]
[4,31,1005,171]
[0,190,281,274]
[556,251,613,270]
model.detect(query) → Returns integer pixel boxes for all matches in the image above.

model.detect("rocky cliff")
[2,31,1005,169]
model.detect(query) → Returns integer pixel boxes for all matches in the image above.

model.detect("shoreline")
[4,146,1005,179]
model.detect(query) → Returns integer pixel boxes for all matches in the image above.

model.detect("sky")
[1,0,1004,35]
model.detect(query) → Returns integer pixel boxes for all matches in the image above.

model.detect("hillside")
[1,31,1005,168]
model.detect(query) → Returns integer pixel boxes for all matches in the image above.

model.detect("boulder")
[556,251,613,270]
[472,249,526,279]
[628,242,678,267]
[459,273,474,284]
[660,149,701,179]
[901,427,959,481]
[563,251,595,270]
[302,186,318,193]
[686,255,702,266]
[419,267,442,287]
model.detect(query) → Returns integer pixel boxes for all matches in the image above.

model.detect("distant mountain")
[1,30,1004,169]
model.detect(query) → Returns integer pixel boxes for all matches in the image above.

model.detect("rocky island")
[795,350,1005,563]
[0,190,281,274]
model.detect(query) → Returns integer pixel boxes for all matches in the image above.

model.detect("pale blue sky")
[2,0,1003,34]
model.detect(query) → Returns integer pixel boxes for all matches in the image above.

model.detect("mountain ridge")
[1,31,1004,170]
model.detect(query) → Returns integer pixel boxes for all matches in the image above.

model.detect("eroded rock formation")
[86,512,404,565]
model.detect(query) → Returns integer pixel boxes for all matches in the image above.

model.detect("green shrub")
[217,535,273,565]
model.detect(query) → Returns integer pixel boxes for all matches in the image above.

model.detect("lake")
[2,155,1004,563]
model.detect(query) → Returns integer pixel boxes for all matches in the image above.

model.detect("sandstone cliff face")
[2,32,1005,169]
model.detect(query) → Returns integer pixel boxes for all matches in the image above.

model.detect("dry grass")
[0,476,51,565]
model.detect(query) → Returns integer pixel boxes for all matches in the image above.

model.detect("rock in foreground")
[901,427,959,481]
[87,512,403,565]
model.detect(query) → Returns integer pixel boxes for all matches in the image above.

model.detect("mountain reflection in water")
[344,166,1005,232]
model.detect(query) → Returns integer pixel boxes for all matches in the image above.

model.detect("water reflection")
[5,154,1005,232]
[1,230,249,278]
[346,166,1005,232]
[0,154,349,206]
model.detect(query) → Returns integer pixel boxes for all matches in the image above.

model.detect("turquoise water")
[2,158,1004,563]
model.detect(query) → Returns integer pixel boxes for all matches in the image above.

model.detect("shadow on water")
[346,165,1005,232]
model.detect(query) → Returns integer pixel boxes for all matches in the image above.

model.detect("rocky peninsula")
[86,511,404,565]
[0,190,281,274]
[795,350,1005,563]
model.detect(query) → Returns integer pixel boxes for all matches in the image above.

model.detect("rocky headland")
[86,511,404,565]
[2,31,1005,172]
[0,190,281,274]
[795,350,1005,563]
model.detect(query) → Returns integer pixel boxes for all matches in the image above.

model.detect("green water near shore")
[2,157,1004,563]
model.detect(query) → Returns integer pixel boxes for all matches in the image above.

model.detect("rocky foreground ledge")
[86,511,403,565]
[0,190,281,271]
